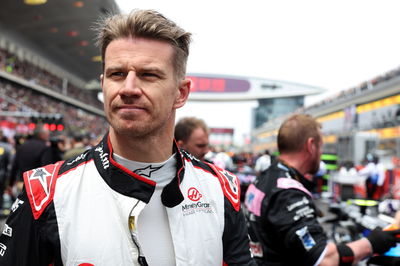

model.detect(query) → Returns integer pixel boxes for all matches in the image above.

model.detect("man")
[245,114,399,265]
[254,150,271,176]
[358,154,386,199]
[0,130,12,212]
[0,10,254,266]
[174,116,210,161]
[62,133,87,160]
[9,123,51,186]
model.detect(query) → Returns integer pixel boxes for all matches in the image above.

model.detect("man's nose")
[119,71,142,96]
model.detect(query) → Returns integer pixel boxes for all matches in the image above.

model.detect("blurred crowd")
[0,78,107,139]
[0,46,110,211]
[0,47,102,109]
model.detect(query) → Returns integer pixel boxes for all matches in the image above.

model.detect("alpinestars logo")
[134,165,163,178]
[188,187,202,201]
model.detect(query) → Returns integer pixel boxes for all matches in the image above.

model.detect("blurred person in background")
[0,9,254,265]
[212,148,234,171]
[9,123,51,189]
[0,130,12,213]
[174,116,210,161]
[245,114,399,265]
[359,153,386,200]
[43,134,66,163]
[62,133,87,160]
[254,150,271,176]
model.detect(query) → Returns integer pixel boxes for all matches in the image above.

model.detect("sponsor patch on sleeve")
[286,196,315,221]
[296,226,316,251]
[249,241,264,258]
[0,242,6,256]
[2,224,12,237]
[245,184,265,217]
[207,163,240,211]
[10,198,24,213]
[23,162,62,220]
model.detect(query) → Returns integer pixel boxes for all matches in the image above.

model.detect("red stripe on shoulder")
[23,161,63,220]
[206,163,241,211]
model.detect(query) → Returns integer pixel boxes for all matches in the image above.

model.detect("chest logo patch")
[188,187,202,201]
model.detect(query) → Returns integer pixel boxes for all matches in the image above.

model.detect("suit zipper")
[129,202,148,266]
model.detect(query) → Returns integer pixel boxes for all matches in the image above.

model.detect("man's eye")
[110,72,124,77]
[142,73,158,78]
[196,144,208,148]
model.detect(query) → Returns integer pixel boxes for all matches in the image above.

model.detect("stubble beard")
[109,117,153,139]
[309,158,321,175]
[108,112,172,141]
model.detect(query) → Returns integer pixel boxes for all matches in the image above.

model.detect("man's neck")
[279,153,309,176]
[109,130,174,163]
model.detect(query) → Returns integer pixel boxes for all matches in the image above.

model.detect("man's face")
[101,37,189,139]
[39,129,50,141]
[180,127,209,160]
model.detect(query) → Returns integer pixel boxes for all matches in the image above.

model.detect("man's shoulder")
[23,162,64,220]
[256,163,285,186]
[256,163,313,196]
[21,153,93,220]
[204,162,241,211]
[184,155,241,211]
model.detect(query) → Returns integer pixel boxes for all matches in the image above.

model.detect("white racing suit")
[0,134,255,266]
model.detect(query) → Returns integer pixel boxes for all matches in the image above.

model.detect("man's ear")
[306,137,315,154]
[174,78,191,109]
[176,140,185,148]
[100,74,104,87]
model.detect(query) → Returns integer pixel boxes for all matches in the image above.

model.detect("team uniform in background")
[245,160,327,265]
[0,134,255,266]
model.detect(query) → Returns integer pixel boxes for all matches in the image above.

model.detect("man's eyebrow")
[104,66,167,75]
[141,67,166,75]
[104,66,123,73]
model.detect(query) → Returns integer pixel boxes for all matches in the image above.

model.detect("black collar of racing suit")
[276,158,315,194]
[92,133,185,207]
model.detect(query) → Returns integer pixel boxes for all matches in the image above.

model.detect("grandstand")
[0,0,119,139]
[0,0,327,144]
